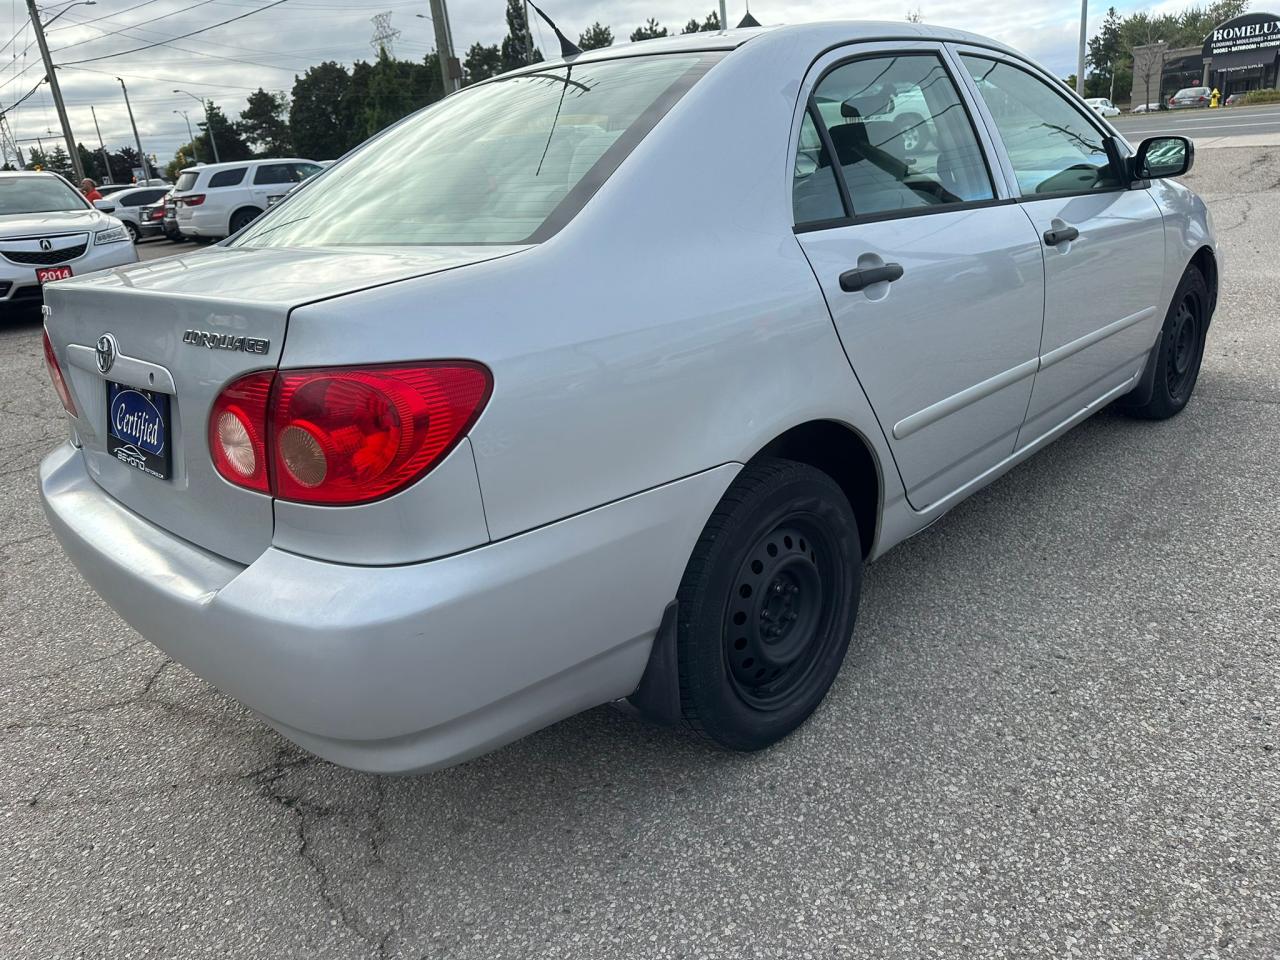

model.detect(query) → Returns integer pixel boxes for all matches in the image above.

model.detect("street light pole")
[25,0,92,180]
[117,77,152,182]
[1076,0,1088,96]
[175,90,219,163]
[174,110,195,147]
[90,104,112,183]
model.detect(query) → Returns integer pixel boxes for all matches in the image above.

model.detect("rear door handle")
[839,262,904,293]
[1043,225,1079,246]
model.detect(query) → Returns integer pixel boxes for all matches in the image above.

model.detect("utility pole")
[427,0,459,95]
[90,105,112,183]
[117,78,152,182]
[25,0,84,180]
[1076,0,1088,96]
[719,0,726,32]
[523,0,534,64]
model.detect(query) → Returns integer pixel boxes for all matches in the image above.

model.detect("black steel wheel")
[1121,265,1209,420]
[676,458,862,751]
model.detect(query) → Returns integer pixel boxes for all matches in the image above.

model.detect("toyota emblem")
[95,333,117,374]
[39,238,52,252]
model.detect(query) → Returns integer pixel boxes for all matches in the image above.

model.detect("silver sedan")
[40,22,1217,773]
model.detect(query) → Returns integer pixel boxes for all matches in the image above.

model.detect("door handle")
[839,262,904,293]
[1043,225,1079,246]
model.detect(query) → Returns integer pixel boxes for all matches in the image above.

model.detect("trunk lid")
[43,244,525,564]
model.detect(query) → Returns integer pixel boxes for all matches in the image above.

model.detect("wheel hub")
[1166,293,1202,398]
[724,523,828,707]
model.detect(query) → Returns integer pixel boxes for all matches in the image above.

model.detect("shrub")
[1242,89,1280,105]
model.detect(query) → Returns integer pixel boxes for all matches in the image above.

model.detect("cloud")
[0,0,1219,167]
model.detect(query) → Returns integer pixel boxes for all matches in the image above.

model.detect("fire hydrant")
[1210,87,1221,108]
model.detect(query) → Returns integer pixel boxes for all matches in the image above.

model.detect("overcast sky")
[0,0,1238,169]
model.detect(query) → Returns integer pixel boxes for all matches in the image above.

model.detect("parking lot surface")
[2,147,1278,959]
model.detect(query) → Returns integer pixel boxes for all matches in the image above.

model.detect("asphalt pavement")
[1,145,1278,959]
[1112,101,1280,140]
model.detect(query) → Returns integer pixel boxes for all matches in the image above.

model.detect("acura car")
[0,171,138,312]
[39,22,1216,773]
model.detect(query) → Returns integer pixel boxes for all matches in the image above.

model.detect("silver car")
[39,23,1217,773]
[0,171,138,311]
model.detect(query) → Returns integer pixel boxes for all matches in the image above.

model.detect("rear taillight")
[209,363,491,505]
[42,330,76,416]
[149,207,165,221]
[183,194,206,206]
[209,371,273,493]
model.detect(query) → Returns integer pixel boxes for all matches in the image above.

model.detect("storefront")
[1203,12,1280,96]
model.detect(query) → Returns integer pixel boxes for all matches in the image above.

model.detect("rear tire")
[124,221,138,243]
[676,458,863,751]
[229,207,262,235]
[1120,265,1209,420]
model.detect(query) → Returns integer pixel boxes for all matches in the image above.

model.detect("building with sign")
[1127,11,1280,106]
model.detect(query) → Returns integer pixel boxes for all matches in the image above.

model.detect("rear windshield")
[0,176,87,215]
[233,52,719,248]
[175,171,199,191]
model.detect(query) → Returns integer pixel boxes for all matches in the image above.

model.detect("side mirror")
[1134,135,1194,180]
[94,200,116,213]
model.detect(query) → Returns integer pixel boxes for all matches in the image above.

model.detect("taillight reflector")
[43,330,77,416]
[183,194,206,206]
[209,363,491,505]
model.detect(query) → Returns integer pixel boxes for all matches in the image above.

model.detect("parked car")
[160,193,183,241]
[1084,97,1120,117]
[1130,102,1161,113]
[170,158,325,240]
[40,23,1217,774]
[0,171,137,312]
[1224,92,1245,106]
[1169,86,1211,108]
[136,196,170,240]
[92,184,171,242]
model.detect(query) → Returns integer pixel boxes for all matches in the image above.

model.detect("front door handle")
[1043,225,1080,246]
[839,262,904,293]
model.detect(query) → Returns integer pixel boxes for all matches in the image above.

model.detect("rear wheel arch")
[751,419,881,560]
[229,205,263,234]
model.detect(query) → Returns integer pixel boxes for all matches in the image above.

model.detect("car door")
[955,50,1167,447]
[250,162,298,209]
[793,43,1046,511]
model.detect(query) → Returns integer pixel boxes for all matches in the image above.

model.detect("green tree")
[464,41,502,82]
[238,88,292,156]
[194,103,252,162]
[500,0,542,70]
[290,61,353,160]
[630,17,668,41]
[361,49,439,140]
[578,21,613,49]
[44,145,74,178]
[681,11,720,33]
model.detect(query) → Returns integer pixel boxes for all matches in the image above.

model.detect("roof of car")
[501,20,1019,75]
[178,157,315,174]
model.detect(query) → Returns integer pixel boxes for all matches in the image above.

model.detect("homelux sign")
[1203,12,1280,58]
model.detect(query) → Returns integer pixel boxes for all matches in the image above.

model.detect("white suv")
[171,158,324,240]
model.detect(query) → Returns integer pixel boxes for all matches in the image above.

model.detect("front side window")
[799,53,994,220]
[254,163,296,185]
[234,53,717,247]
[961,55,1121,196]
[208,168,247,188]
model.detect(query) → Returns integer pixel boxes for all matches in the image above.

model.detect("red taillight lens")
[150,207,165,220]
[183,194,205,206]
[208,370,272,493]
[209,363,491,505]
[42,330,77,416]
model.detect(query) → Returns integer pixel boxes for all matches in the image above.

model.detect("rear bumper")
[39,443,734,773]
[177,208,225,238]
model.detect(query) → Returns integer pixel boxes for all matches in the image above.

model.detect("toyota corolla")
[39,23,1217,773]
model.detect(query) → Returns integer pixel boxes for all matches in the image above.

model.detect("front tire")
[1120,265,1209,420]
[123,221,139,243]
[676,458,863,751]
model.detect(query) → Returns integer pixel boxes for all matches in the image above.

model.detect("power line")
[49,0,224,54]
[59,0,291,66]
[59,62,268,89]
[0,76,44,117]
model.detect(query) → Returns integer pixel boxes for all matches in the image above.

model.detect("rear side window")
[792,112,845,223]
[208,168,247,188]
[174,171,198,191]
[253,163,297,185]
[234,52,720,247]
[962,56,1121,196]
[799,53,994,221]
